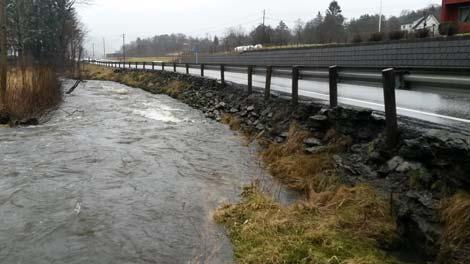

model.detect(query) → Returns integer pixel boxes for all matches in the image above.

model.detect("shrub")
[415,28,430,38]
[439,22,459,36]
[388,30,406,40]
[369,32,385,42]
[351,34,362,43]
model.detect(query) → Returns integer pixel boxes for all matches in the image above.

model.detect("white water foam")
[133,109,181,123]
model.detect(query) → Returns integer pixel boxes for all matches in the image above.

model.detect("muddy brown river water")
[0,80,295,263]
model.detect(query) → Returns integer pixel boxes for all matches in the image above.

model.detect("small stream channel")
[0,80,297,263]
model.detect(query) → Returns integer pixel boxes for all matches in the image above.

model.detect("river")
[0,80,292,263]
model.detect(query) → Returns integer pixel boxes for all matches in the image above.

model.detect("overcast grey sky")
[77,0,440,56]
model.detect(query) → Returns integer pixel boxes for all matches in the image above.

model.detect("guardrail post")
[329,65,338,108]
[152,62,155,70]
[186,64,189,74]
[143,62,146,70]
[265,66,272,101]
[220,64,225,86]
[135,62,138,69]
[382,68,399,149]
[201,64,205,77]
[173,63,177,72]
[162,62,165,71]
[128,62,131,69]
[292,66,299,106]
[248,66,253,94]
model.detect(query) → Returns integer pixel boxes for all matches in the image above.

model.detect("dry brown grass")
[5,67,61,120]
[161,80,189,97]
[214,184,402,264]
[222,113,242,130]
[81,64,117,81]
[438,192,470,264]
[260,123,351,193]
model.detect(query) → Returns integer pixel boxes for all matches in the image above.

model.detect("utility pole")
[263,10,266,27]
[122,34,126,63]
[103,38,106,59]
[0,0,7,107]
[262,10,267,44]
[378,0,383,32]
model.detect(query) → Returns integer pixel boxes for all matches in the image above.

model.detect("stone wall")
[181,37,470,68]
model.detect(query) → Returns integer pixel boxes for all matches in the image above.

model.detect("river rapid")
[0,80,292,263]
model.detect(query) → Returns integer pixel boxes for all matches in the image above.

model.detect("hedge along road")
[119,63,470,131]
[0,80,297,263]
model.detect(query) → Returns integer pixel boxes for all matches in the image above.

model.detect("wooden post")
[265,66,272,101]
[329,65,338,108]
[162,62,165,71]
[129,62,131,69]
[247,66,253,94]
[220,64,225,86]
[135,62,138,69]
[200,64,205,77]
[292,66,300,106]
[143,62,146,70]
[186,64,189,74]
[382,68,399,149]
[152,62,155,70]
[173,63,177,72]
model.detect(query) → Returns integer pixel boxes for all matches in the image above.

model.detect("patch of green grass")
[215,185,409,264]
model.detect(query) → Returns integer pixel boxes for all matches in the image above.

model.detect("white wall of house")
[401,15,440,36]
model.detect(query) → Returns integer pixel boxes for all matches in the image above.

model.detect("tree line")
[0,0,86,119]
[122,1,441,57]
[2,0,86,67]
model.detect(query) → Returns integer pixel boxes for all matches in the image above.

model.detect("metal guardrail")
[90,59,470,148]
[90,60,470,89]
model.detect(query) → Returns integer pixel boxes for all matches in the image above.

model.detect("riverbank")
[0,66,62,126]
[82,64,470,263]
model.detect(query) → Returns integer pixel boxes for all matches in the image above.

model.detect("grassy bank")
[214,185,404,264]
[215,121,406,264]
[1,66,61,123]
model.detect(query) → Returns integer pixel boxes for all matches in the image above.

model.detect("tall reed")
[5,66,61,120]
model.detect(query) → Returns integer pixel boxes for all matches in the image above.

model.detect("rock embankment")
[85,66,470,263]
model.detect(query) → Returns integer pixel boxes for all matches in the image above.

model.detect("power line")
[182,12,261,36]
[184,17,262,37]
